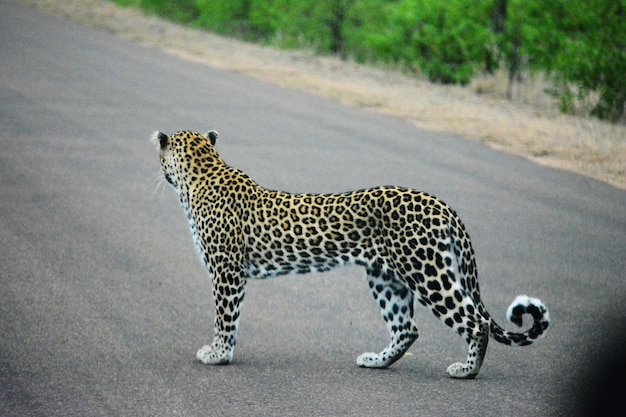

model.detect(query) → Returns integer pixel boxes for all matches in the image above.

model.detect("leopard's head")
[151,129,220,192]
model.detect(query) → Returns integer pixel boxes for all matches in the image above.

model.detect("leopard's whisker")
[151,170,166,197]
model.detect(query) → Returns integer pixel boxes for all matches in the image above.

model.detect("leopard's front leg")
[196,267,247,365]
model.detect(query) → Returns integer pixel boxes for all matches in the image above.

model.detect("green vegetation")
[113,0,625,122]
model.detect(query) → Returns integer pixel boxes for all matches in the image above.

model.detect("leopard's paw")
[196,345,232,365]
[446,362,477,379]
[356,352,386,368]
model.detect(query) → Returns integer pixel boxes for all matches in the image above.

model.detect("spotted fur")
[153,130,549,379]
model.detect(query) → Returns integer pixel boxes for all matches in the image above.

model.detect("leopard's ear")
[151,131,169,150]
[206,130,219,146]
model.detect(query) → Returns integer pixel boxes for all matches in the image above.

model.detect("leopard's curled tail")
[490,295,550,346]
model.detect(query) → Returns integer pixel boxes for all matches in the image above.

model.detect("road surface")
[1,1,625,415]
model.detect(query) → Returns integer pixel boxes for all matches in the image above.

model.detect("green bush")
[115,0,199,22]
[550,0,626,121]
[112,0,625,121]
[356,0,492,85]
[193,1,256,39]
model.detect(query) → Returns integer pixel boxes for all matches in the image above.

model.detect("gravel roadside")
[23,0,626,189]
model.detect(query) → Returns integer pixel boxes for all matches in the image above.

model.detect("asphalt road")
[1,1,625,416]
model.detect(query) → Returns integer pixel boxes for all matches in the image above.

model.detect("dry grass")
[26,0,626,189]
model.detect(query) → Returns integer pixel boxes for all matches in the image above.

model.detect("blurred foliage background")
[113,0,625,122]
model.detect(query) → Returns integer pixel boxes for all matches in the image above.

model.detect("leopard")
[152,129,549,379]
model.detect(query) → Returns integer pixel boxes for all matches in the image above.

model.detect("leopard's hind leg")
[446,321,489,379]
[357,268,419,368]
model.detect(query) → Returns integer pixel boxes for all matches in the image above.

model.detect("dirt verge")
[25,0,626,189]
